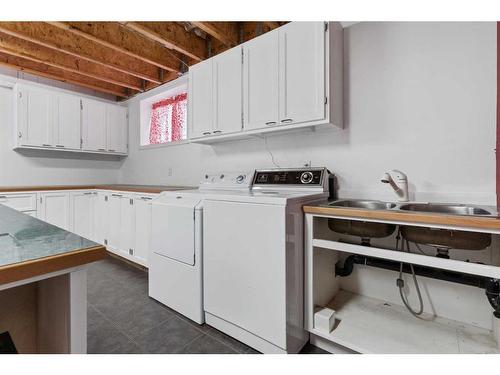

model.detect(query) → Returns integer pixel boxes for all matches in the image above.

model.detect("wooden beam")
[47,22,182,72]
[0,22,162,83]
[191,22,239,47]
[121,22,206,62]
[0,31,143,91]
[0,52,129,98]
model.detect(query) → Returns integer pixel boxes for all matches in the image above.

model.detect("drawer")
[0,193,37,211]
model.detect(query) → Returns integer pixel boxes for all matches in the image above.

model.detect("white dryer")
[149,171,254,324]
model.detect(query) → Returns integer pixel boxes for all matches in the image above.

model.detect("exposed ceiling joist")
[0,52,128,97]
[0,22,162,84]
[121,22,206,62]
[47,22,182,73]
[191,22,239,47]
[0,31,143,91]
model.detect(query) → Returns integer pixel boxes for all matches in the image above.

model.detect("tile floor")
[86,255,328,354]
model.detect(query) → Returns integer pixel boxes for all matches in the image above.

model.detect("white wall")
[0,68,123,186]
[127,23,495,205]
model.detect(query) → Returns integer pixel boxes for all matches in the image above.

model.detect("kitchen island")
[0,204,105,353]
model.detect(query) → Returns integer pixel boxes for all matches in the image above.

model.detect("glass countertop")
[0,204,99,268]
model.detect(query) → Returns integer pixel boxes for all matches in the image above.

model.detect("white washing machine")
[202,168,329,353]
[149,171,254,324]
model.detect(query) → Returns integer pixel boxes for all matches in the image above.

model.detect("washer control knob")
[220,174,225,179]
[205,174,209,179]
[236,175,245,183]
[300,171,314,184]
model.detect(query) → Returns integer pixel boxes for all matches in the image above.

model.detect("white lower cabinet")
[38,192,70,230]
[133,196,153,265]
[93,191,109,245]
[70,191,96,240]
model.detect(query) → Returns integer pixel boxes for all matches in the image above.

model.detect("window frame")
[139,76,189,150]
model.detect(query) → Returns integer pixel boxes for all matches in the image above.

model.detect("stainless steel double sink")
[326,200,495,217]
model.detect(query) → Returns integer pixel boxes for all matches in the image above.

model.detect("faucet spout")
[380,169,409,202]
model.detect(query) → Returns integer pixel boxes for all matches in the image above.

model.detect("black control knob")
[300,171,314,184]
[236,175,245,183]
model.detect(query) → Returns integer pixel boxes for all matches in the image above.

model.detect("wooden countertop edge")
[0,245,106,286]
[303,206,500,231]
[0,185,191,194]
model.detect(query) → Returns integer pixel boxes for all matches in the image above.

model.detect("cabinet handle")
[281,118,293,123]
[213,130,222,134]
[83,192,93,195]
[55,145,65,148]
[0,195,6,199]
[265,121,276,126]
[42,144,52,147]
[111,193,122,197]
[202,131,211,136]
[141,196,153,200]
[108,149,116,152]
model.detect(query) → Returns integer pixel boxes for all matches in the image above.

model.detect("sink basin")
[329,200,397,210]
[398,203,492,216]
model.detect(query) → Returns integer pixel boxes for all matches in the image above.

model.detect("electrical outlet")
[168,167,173,176]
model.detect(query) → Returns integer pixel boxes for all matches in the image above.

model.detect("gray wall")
[120,22,497,205]
[0,69,123,187]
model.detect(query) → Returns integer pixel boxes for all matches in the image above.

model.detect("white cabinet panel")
[106,104,127,153]
[54,94,81,150]
[189,59,213,138]
[121,196,135,257]
[279,22,325,126]
[38,192,70,230]
[0,193,37,211]
[70,191,95,240]
[243,30,280,131]
[107,193,123,253]
[82,98,106,152]
[93,192,109,245]
[134,196,152,265]
[213,46,243,135]
[17,85,53,147]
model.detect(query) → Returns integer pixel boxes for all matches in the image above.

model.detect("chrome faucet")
[381,170,409,202]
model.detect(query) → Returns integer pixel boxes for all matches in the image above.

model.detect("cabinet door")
[70,191,95,240]
[213,46,243,135]
[188,59,213,138]
[121,196,135,257]
[39,192,70,230]
[106,104,128,153]
[243,30,280,131]
[82,99,106,152]
[279,22,325,126]
[106,194,123,253]
[93,192,109,245]
[134,196,152,265]
[17,86,53,147]
[54,94,81,150]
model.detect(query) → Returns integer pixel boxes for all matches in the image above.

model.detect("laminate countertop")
[0,184,195,194]
[0,205,105,285]
[303,201,500,232]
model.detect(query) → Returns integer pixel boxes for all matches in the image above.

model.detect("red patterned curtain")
[149,92,187,144]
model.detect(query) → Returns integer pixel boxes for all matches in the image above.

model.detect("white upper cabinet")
[17,85,53,147]
[213,46,243,135]
[189,58,214,138]
[15,82,128,155]
[82,98,107,152]
[106,104,128,153]
[278,22,326,126]
[54,94,81,150]
[243,30,280,131]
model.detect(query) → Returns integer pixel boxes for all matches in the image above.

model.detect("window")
[140,78,188,147]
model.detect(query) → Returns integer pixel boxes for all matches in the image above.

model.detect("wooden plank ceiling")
[0,21,286,100]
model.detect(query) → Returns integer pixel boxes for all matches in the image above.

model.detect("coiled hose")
[395,229,424,317]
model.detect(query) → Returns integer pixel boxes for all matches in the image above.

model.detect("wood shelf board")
[312,290,498,354]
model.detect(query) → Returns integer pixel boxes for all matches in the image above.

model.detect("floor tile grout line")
[172,331,209,354]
